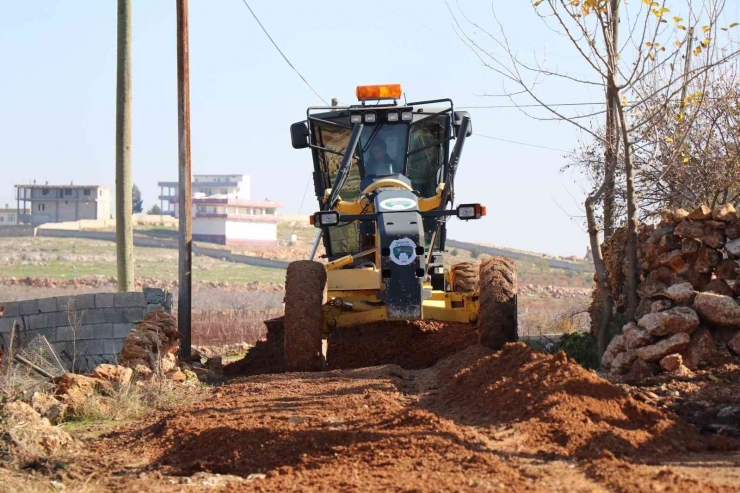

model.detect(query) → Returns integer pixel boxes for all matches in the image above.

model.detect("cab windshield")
[359,125,408,177]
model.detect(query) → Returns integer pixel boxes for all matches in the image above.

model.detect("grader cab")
[286,84,518,371]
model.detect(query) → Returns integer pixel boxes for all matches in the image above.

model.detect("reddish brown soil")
[433,343,705,459]
[224,318,478,376]
[327,320,478,370]
[78,343,740,491]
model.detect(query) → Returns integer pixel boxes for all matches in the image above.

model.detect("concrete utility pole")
[116,0,135,292]
[176,0,192,357]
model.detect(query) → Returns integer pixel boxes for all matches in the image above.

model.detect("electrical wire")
[238,0,328,105]
[459,102,601,109]
[476,134,569,153]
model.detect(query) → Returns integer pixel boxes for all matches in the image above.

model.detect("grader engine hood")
[374,189,425,320]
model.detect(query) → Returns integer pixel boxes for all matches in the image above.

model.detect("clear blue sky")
[0,0,609,257]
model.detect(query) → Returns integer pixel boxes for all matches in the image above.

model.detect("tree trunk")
[616,94,639,322]
[586,196,614,359]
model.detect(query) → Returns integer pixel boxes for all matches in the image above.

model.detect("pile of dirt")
[431,342,706,459]
[327,320,478,370]
[224,318,478,376]
[223,318,286,376]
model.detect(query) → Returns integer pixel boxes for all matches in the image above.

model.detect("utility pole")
[116,0,134,292]
[176,0,192,357]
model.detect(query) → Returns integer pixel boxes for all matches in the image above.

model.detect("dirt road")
[73,343,740,492]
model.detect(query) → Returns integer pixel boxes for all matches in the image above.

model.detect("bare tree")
[450,0,739,357]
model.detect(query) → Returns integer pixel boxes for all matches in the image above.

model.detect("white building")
[13,184,111,225]
[0,207,27,226]
[158,174,283,246]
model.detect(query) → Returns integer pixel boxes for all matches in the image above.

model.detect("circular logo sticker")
[389,237,417,265]
[379,198,416,211]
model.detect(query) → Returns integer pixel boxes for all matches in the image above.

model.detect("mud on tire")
[450,262,479,292]
[284,260,327,372]
[478,256,518,350]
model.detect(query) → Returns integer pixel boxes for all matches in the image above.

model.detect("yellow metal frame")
[322,267,478,333]
[318,181,474,333]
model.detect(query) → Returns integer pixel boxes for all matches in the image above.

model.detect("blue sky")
[0,0,619,257]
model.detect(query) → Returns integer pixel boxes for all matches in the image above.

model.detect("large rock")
[660,209,689,227]
[4,401,74,455]
[31,392,68,424]
[659,353,683,372]
[658,234,681,253]
[637,279,667,299]
[679,268,712,289]
[636,298,653,320]
[687,204,711,221]
[628,358,660,380]
[651,300,672,313]
[653,250,686,272]
[725,221,740,240]
[726,238,740,258]
[636,332,691,362]
[675,220,706,239]
[701,279,734,297]
[701,229,726,249]
[54,373,108,402]
[681,237,701,260]
[91,364,133,387]
[664,282,695,304]
[681,327,732,370]
[693,292,740,327]
[715,259,740,280]
[727,331,740,355]
[637,306,700,337]
[609,349,638,375]
[713,203,736,221]
[601,335,625,369]
[647,266,681,286]
[623,322,652,349]
[695,247,722,273]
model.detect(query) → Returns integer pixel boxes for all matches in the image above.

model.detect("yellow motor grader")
[286,84,517,371]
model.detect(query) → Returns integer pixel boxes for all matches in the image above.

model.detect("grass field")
[0,237,285,285]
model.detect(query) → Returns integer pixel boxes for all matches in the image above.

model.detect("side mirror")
[452,111,473,138]
[290,122,310,149]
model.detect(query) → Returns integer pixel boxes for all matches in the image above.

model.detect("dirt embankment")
[84,343,739,492]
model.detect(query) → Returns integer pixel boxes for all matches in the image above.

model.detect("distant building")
[0,206,28,226]
[14,184,111,226]
[158,174,283,246]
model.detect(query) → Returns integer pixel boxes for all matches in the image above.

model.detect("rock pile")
[602,204,740,378]
[119,310,183,379]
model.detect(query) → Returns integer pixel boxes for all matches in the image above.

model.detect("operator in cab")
[364,136,398,177]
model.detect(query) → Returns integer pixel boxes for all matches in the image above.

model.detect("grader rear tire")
[478,256,518,351]
[450,262,479,292]
[284,260,327,372]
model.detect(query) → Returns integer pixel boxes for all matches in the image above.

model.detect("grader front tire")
[478,256,518,351]
[284,260,327,372]
[450,262,479,293]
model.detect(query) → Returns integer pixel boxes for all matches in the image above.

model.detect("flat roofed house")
[14,184,111,225]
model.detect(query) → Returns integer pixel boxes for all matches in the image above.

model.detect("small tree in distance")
[147,204,162,215]
[132,184,143,214]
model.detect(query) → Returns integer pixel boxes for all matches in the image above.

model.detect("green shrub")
[555,332,600,369]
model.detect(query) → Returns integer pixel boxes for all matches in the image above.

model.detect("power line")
[476,134,570,153]
[238,0,328,105]
[459,102,601,109]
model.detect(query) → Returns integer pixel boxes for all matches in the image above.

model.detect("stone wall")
[0,288,171,371]
[602,205,740,378]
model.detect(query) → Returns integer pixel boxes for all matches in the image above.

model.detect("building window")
[221,189,228,194]
[8,215,14,222]
[83,189,91,196]
[64,189,72,196]
[197,206,205,213]
[212,207,218,213]
[0,217,4,222]
[38,204,46,212]
[42,188,49,196]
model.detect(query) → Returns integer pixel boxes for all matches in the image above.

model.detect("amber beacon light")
[356,84,402,101]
